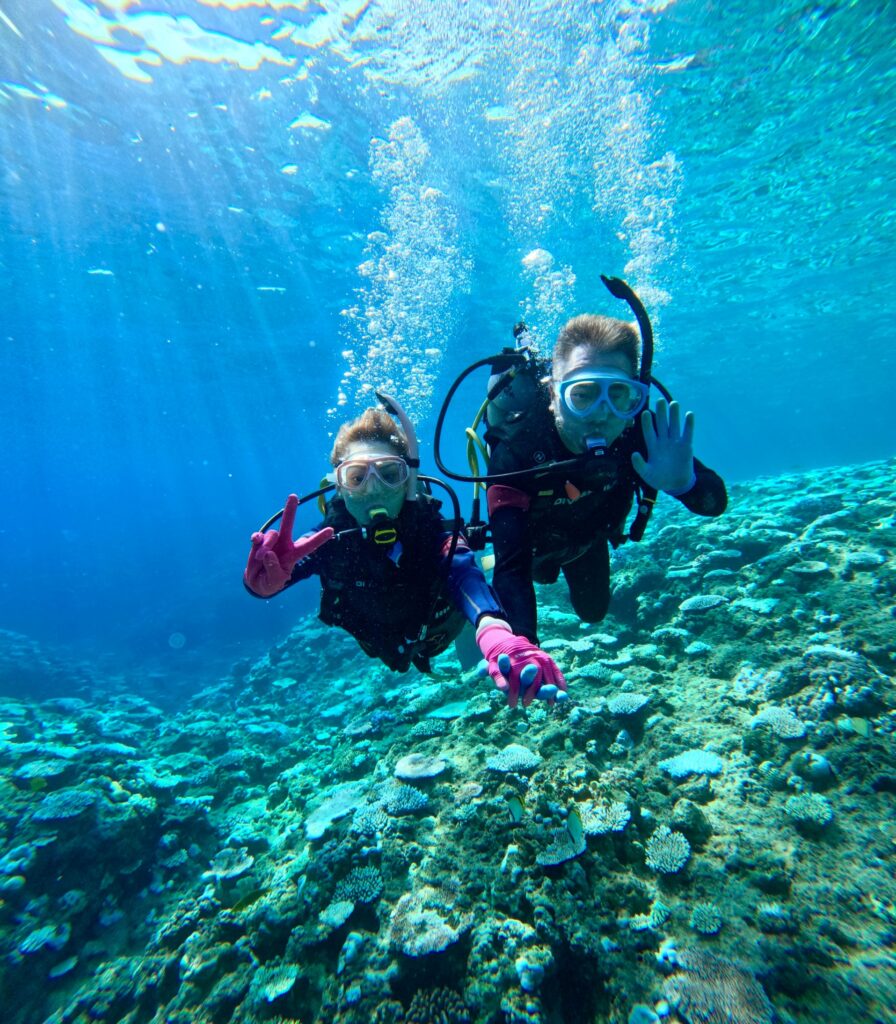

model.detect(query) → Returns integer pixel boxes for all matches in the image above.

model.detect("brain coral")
[645,826,691,874]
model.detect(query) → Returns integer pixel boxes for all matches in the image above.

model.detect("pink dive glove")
[476,622,567,709]
[244,493,334,597]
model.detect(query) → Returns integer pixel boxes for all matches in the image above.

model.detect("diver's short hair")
[330,408,409,466]
[552,315,640,378]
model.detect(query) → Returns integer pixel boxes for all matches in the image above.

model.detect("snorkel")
[376,389,419,503]
[599,274,654,386]
[347,390,419,545]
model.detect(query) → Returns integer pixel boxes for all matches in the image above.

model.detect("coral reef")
[2,457,894,1023]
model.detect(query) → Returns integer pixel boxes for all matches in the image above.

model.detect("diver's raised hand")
[476,621,568,709]
[631,399,696,496]
[244,493,334,597]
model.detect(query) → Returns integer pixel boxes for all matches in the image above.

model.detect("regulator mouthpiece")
[367,507,397,545]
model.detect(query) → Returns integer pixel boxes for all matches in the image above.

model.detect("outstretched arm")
[442,532,566,708]
[488,486,539,644]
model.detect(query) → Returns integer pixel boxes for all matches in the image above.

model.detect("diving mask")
[556,372,648,421]
[334,455,409,493]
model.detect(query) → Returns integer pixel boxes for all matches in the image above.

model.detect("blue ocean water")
[1,0,893,686]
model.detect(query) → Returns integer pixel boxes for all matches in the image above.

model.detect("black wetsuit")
[486,403,727,643]
[253,495,503,673]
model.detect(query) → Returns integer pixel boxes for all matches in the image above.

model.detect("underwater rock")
[202,846,254,884]
[319,899,354,931]
[246,962,299,1007]
[304,781,369,839]
[670,799,713,849]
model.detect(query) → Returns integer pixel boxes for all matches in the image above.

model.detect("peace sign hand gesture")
[244,494,334,597]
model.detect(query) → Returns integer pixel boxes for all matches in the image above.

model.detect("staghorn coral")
[659,749,724,779]
[405,987,471,1024]
[689,902,723,935]
[578,799,630,835]
[333,866,383,904]
[486,744,542,773]
[645,826,691,874]
[750,706,806,740]
[607,693,651,716]
[784,792,834,831]
[380,782,429,815]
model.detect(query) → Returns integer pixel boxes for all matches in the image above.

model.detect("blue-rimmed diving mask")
[555,372,648,421]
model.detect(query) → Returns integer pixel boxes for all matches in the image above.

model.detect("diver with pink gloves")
[244,395,566,708]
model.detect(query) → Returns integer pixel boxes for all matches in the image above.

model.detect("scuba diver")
[486,311,728,642]
[432,276,728,645]
[243,398,566,708]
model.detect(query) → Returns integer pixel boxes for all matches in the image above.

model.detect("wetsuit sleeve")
[441,534,504,626]
[674,458,728,517]
[489,504,539,644]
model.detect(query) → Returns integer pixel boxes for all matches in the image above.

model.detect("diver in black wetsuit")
[244,402,565,707]
[486,313,727,643]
